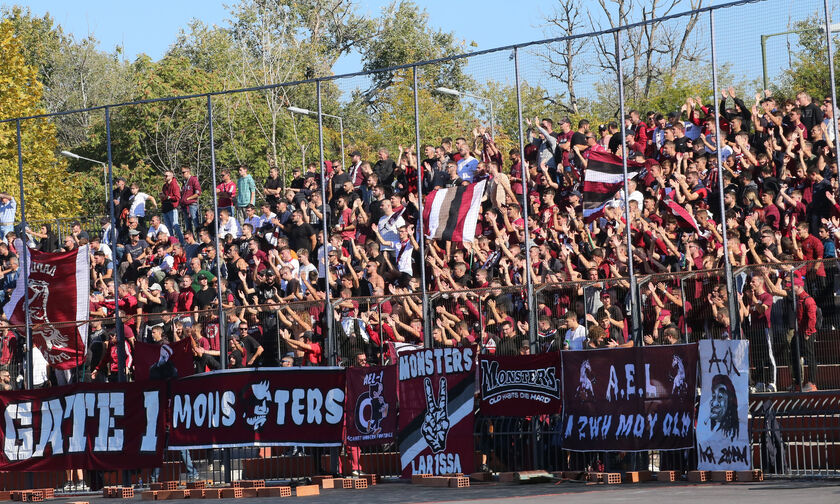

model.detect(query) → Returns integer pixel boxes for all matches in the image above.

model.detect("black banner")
[561,344,698,452]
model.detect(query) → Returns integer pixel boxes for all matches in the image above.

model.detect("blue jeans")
[162,209,183,243]
[180,204,199,234]
[152,449,198,481]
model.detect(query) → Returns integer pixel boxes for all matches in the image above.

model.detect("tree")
[359,1,473,109]
[1,6,134,150]
[0,20,81,220]
[541,0,587,115]
[778,15,839,101]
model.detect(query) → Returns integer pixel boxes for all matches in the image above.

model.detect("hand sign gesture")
[421,376,450,453]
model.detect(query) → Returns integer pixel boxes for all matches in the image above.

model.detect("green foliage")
[0,20,81,220]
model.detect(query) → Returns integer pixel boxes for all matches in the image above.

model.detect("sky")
[16,0,545,76]
[8,0,834,98]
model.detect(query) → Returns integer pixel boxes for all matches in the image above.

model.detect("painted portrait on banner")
[697,339,751,470]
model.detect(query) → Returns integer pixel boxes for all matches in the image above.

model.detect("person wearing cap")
[595,290,625,344]
[346,150,363,188]
[793,276,819,392]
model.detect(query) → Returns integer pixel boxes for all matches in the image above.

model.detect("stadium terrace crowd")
[0,88,837,395]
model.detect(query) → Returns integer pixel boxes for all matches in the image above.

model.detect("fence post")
[824,0,840,167]
[614,30,643,343]
[316,79,336,366]
[206,95,227,371]
[513,47,538,350]
[790,270,802,389]
[709,10,739,339]
[412,65,432,346]
[15,121,32,391]
[104,107,128,384]
[679,278,688,343]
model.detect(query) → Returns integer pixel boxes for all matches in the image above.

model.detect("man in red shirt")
[795,221,827,282]
[741,276,776,392]
[161,170,182,243]
[793,276,819,392]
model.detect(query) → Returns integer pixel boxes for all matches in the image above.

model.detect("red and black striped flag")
[422,180,486,243]
[582,150,638,222]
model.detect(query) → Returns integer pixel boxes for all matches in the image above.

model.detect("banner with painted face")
[344,365,397,446]
[4,244,89,370]
[561,344,698,451]
[697,339,750,470]
[398,347,476,478]
[167,368,346,449]
[479,352,562,416]
[0,381,165,471]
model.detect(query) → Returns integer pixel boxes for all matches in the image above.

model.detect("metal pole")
[316,80,335,365]
[206,95,227,370]
[824,0,840,167]
[15,121,32,390]
[615,30,642,344]
[710,10,739,338]
[338,117,346,174]
[514,47,538,349]
[790,270,802,389]
[104,107,127,383]
[413,66,432,346]
[761,35,768,92]
[679,280,688,343]
[489,98,496,140]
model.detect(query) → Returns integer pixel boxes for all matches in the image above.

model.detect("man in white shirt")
[456,142,479,183]
[375,199,404,254]
[218,209,241,240]
[564,310,587,350]
[146,215,169,243]
[129,183,157,222]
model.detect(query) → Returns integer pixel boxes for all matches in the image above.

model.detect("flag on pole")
[422,180,487,243]
[4,243,90,370]
[582,150,638,222]
[663,199,701,233]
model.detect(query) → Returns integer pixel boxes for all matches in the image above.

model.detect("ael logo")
[353,371,389,435]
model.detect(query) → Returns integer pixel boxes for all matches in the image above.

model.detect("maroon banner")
[344,365,397,446]
[479,352,562,416]
[398,347,476,478]
[134,339,195,382]
[4,244,89,370]
[168,368,346,449]
[0,381,166,471]
[561,344,698,452]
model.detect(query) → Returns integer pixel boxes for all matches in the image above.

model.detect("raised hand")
[420,376,450,453]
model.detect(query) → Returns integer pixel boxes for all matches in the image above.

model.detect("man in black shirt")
[194,276,217,310]
[373,148,396,186]
[263,167,283,208]
[285,211,316,253]
[234,323,264,367]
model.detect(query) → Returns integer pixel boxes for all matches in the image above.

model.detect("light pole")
[288,106,345,171]
[435,87,496,139]
[761,23,840,91]
[61,150,108,206]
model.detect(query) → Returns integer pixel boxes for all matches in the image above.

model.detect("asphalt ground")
[50,478,840,504]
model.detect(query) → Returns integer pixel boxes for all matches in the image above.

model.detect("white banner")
[697,339,751,470]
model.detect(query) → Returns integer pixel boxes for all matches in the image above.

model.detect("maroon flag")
[168,368,346,449]
[582,150,639,222]
[664,199,701,233]
[344,365,397,446]
[0,381,166,471]
[133,338,195,382]
[422,180,486,243]
[479,352,562,416]
[398,347,476,478]
[4,244,89,370]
